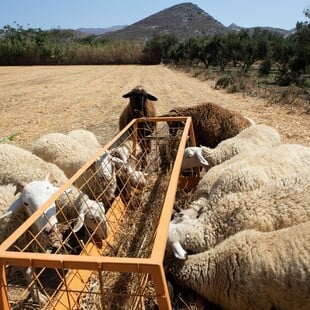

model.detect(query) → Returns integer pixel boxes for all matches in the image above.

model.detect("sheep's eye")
[24,202,29,206]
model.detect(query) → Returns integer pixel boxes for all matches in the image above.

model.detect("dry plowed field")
[1,65,309,149]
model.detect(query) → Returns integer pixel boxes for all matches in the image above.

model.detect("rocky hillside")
[100,3,228,41]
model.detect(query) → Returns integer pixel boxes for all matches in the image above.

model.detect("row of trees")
[143,11,310,86]
[0,10,309,86]
[0,24,143,65]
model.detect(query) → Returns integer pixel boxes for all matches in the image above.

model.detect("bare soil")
[1,65,309,150]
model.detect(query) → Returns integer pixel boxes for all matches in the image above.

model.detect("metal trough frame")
[0,116,197,310]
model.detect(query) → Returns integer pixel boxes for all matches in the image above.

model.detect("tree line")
[0,10,309,87]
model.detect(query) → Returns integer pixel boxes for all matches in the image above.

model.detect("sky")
[1,1,309,31]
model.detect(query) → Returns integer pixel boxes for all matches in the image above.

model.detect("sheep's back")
[0,144,68,186]
[32,133,92,178]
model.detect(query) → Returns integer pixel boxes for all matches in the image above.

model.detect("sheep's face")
[167,120,185,137]
[181,146,209,171]
[20,180,63,248]
[122,87,157,116]
[73,200,108,240]
[96,153,115,181]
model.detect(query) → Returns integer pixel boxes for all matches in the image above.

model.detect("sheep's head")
[167,220,188,260]
[96,152,115,181]
[181,146,209,171]
[73,199,108,240]
[161,109,185,137]
[15,178,63,249]
[122,86,157,116]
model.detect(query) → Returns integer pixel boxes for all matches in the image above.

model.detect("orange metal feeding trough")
[0,117,198,310]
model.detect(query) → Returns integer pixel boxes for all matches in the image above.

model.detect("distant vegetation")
[0,9,309,96]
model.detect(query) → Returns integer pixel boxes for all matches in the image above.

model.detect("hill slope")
[100,3,228,40]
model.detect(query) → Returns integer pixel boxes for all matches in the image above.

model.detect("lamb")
[31,132,117,204]
[167,170,310,260]
[162,102,253,148]
[168,222,310,310]
[0,143,108,241]
[119,86,158,165]
[193,143,310,202]
[181,124,281,171]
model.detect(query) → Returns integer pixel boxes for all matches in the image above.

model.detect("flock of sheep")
[0,85,309,309]
[164,109,310,307]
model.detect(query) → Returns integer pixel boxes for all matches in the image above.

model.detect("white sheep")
[193,143,310,202]
[0,143,108,241]
[168,221,310,310]
[67,129,102,153]
[110,139,143,166]
[181,124,281,171]
[0,179,64,305]
[111,156,147,203]
[168,170,310,260]
[31,132,117,204]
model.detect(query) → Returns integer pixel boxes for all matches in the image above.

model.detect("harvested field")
[1,65,309,149]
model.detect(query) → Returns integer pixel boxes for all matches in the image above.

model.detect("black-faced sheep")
[162,102,254,148]
[168,222,310,310]
[119,86,158,165]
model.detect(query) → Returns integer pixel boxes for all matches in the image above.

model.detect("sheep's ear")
[73,209,85,232]
[146,93,158,101]
[171,241,188,260]
[122,91,133,98]
[197,154,209,166]
[15,181,27,195]
[43,173,57,184]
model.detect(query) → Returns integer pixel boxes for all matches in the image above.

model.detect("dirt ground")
[1,65,309,150]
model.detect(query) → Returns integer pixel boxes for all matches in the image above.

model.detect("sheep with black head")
[119,86,158,167]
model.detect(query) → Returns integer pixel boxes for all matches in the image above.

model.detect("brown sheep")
[119,86,158,166]
[162,102,253,148]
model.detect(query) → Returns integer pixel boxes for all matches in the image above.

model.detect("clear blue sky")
[1,1,309,31]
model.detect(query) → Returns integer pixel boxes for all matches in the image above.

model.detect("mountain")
[76,25,127,35]
[228,23,294,37]
[99,3,228,41]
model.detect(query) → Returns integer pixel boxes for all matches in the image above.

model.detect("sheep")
[31,132,117,204]
[181,124,281,171]
[119,86,158,166]
[193,143,310,202]
[167,221,310,310]
[0,179,64,305]
[110,139,144,175]
[162,102,253,148]
[0,143,108,241]
[67,129,102,153]
[167,170,310,260]
[106,137,148,205]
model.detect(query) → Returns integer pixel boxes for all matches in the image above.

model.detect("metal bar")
[151,264,172,310]
[0,261,10,310]
[150,117,192,262]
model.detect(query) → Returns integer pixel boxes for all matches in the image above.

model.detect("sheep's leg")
[24,266,48,305]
